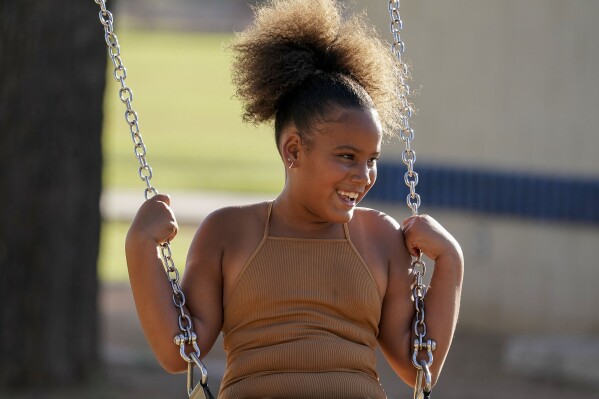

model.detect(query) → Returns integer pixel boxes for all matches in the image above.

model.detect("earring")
[287,158,294,169]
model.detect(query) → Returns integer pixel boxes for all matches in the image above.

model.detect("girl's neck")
[270,193,345,239]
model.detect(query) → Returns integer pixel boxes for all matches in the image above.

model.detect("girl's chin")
[332,208,355,224]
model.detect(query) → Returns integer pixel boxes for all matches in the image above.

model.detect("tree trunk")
[0,0,106,389]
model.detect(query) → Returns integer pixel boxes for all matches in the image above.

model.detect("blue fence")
[367,163,599,225]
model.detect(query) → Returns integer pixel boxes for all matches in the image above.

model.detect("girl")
[125,1,464,398]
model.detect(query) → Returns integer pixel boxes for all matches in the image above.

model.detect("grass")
[103,29,284,193]
[100,29,284,282]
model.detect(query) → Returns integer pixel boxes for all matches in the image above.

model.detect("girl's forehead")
[324,107,381,124]
[316,108,383,145]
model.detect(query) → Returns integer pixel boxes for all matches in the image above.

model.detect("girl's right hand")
[128,194,178,245]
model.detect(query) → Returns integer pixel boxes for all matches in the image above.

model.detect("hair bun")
[231,0,407,136]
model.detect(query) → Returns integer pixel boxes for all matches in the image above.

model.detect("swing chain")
[388,0,421,217]
[93,1,209,391]
[388,1,435,398]
[94,0,157,200]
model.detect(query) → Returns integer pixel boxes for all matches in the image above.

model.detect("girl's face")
[292,107,383,224]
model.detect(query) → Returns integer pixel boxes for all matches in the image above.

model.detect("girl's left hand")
[401,215,461,261]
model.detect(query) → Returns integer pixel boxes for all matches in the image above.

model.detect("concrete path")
[100,188,274,225]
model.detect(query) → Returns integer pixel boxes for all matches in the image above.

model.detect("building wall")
[358,0,599,177]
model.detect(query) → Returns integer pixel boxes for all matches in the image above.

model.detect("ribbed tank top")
[219,202,386,399]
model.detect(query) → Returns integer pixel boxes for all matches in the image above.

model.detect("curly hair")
[230,0,408,146]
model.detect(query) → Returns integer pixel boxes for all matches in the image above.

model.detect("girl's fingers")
[402,215,433,258]
[150,193,170,206]
[406,245,420,258]
[401,218,419,257]
[401,215,417,228]
[133,193,178,244]
[167,220,179,242]
[402,214,458,261]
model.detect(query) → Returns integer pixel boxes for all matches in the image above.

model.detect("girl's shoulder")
[351,206,403,236]
[197,201,270,241]
[204,201,269,219]
[201,201,269,228]
[349,206,403,249]
[348,207,411,289]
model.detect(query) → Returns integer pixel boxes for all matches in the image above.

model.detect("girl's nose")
[351,162,373,186]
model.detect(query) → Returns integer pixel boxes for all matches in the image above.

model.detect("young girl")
[125,1,463,398]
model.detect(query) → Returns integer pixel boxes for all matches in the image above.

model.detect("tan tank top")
[218,202,386,399]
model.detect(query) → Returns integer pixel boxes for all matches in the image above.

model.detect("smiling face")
[282,107,383,224]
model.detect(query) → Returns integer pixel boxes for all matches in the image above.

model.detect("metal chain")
[93,0,205,379]
[388,1,436,398]
[94,0,156,200]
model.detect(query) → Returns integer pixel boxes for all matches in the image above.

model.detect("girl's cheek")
[370,169,377,183]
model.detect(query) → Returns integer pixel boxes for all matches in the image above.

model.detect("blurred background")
[1,0,597,398]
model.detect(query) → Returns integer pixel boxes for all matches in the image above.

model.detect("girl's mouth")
[337,189,360,206]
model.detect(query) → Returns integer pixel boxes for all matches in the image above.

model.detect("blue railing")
[366,163,599,225]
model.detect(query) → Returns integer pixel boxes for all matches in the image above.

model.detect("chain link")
[93,0,201,364]
[388,1,435,398]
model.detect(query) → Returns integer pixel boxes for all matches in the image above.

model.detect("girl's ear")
[281,130,302,165]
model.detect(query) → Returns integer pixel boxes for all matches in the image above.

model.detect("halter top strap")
[263,200,274,239]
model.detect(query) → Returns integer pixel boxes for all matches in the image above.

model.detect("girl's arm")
[125,195,223,373]
[378,214,464,387]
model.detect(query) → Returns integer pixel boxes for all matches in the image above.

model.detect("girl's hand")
[128,194,178,245]
[401,215,461,262]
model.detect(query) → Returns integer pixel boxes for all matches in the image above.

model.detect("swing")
[94,1,436,398]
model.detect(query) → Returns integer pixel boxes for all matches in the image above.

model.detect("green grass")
[103,29,284,193]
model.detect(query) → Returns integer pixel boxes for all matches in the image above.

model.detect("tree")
[0,0,106,389]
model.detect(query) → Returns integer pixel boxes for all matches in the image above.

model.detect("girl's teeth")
[338,190,358,200]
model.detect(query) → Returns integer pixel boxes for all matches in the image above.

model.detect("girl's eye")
[368,157,379,165]
[339,154,354,160]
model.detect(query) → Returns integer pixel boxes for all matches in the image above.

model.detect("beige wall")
[357,0,599,177]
